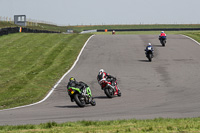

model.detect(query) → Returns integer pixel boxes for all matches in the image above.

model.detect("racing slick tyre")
[104,87,114,98]
[162,41,165,47]
[148,54,152,62]
[90,99,96,106]
[117,86,121,97]
[74,94,85,107]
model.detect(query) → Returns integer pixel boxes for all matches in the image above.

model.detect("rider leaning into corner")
[145,43,154,57]
[97,69,121,93]
[67,77,90,102]
[159,31,167,40]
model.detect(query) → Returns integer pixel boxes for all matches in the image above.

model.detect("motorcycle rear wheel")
[161,40,166,46]
[74,94,85,107]
[148,54,152,62]
[104,87,114,98]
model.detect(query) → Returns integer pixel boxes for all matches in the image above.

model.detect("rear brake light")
[68,88,72,92]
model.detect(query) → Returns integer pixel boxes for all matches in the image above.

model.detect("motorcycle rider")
[159,31,167,41]
[145,43,154,57]
[97,69,121,93]
[67,77,89,102]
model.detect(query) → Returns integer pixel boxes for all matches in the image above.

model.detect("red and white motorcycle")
[99,78,121,98]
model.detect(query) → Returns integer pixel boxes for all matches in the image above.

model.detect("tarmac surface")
[1,34,200,125]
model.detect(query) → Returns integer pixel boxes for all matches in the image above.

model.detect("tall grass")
[1,118,200,132]
[0,33,91,109]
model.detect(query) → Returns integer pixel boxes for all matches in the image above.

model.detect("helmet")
[161,31,164,33]
[99,69,104,73]
[148,43,151,46]
[69,77,76,82]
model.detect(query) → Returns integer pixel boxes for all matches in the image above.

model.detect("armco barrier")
[97,28,200,32]
[0,27,60,36]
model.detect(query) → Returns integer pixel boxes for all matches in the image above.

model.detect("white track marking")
[181,34,200,46]
[0,35,95,112]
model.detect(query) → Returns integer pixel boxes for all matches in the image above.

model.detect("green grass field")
[0,33,91,109]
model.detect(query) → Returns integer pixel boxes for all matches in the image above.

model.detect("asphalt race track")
[1,34,200,125]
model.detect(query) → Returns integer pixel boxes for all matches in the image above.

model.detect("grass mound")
[0,33,91,109]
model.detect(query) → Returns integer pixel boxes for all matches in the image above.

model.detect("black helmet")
[69,77,76,82]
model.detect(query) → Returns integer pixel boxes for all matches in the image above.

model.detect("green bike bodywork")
[67,85,96,107]
[67,86,92,97]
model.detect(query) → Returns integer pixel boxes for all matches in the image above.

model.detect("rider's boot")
[89,97,93,103]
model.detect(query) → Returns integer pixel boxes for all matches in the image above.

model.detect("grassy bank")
[0,33,91,109]
[0,21,67,32]
[1,118,200,132]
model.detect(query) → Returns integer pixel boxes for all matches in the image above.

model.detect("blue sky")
[1,0,200,26]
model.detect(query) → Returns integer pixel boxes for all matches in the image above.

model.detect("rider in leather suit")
[67,77,88,102]
[97,69,121,93]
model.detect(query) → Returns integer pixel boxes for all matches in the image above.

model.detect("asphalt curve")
[1,34,200,125]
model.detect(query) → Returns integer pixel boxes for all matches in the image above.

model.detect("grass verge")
[1,118,200,132]
[183,32,200,43]
[0,33,91,109]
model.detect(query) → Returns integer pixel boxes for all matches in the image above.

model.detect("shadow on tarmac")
[138,60,150,62]
[153,45,164,47]
[93,96,110,99]
[55,105,80,108]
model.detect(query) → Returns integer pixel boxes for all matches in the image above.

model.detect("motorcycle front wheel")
[74,94,86,107]
[117,86,121,97]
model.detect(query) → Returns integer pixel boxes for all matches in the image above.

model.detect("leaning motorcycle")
[99,78,121,98]
[146,47,153,62]
[67,85,96,107]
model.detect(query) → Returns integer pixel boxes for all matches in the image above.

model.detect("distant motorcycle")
[159,36,167,46]
[67,84,96,107]
[99,78,121,98]
[145,47,153,62]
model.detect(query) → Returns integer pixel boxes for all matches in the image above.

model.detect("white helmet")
[161,31,164,33]
[99,69,104,73]
[148,43,151,46]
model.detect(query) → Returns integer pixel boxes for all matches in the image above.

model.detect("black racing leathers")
[67,81,88,101]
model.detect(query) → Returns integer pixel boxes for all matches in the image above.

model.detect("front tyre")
[104,87,114,98]
[117,86,121,97]
[74,94,85,107]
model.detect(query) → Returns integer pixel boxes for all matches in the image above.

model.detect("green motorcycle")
[67,84,96,107]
